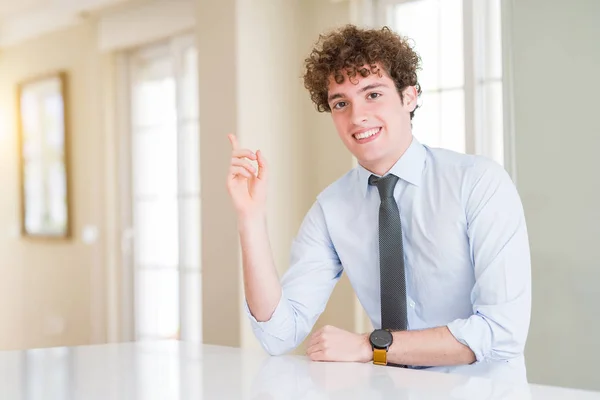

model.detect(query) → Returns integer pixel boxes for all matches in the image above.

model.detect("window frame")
[368,0,516,179]
[116,33,202,343]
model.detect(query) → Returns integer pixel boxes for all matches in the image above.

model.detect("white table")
[0,341,598,399]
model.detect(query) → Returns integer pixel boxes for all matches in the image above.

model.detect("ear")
[401,86,418,112]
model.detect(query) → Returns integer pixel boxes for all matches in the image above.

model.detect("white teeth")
[354,128,380,140]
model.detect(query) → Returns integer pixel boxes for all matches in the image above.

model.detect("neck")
[360,135,414,176]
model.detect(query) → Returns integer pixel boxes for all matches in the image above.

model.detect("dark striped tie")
[369,173,407,331]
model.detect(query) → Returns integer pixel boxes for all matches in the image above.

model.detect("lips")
[353,127,382,143]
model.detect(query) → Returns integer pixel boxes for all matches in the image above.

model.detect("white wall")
[235,0,309,349]
[509,0,600,391]
[196,0,363,351]
[0,22,109,350]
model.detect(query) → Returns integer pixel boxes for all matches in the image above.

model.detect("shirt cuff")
[244,291,295,342]
[447,314,491,363]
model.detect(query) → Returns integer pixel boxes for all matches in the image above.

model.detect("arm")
[226,134,280,321]
[388,159,530,366]
[247,201,343,355]
[445,158,532,363]
[387,327,475,366]
[307,325,474,365]
[226,135,342,355]
[239,215,282,322]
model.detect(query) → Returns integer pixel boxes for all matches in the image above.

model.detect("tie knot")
[369,174,399,199]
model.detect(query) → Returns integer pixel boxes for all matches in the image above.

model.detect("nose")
[351,102,368,126]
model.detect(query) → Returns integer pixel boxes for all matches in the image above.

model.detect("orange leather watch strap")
[373,348,387,365]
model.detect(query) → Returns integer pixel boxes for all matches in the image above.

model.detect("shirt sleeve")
[447,158,532,363]
[244,200,343,356]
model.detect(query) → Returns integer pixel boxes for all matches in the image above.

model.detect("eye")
[333,101,347,110]
[368,92,382,100]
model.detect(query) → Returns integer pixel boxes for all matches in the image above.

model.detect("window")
[377,0,505,166]
[124,34,202,342]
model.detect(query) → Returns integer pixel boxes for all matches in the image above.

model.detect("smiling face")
[327,66,418,176]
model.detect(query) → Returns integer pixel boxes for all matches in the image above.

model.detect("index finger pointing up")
[227,134,239,150]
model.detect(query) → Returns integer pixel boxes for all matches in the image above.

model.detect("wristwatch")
[369,329,393,366]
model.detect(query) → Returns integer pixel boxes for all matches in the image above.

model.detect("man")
[226,25,531,369]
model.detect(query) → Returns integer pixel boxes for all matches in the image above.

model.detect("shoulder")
[423,146,516,214]
[314,168,358,205]
[425,145,510,183]
[426,145,477,170]
[295,169,357,240]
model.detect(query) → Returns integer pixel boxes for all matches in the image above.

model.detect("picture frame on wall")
[16,71,71,239]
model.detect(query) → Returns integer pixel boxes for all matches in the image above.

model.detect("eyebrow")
[327,83,390,103]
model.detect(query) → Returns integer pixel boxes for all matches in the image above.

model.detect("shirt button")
[409,300,416,308]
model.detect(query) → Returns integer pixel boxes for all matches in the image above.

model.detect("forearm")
[387,326,475,367]
[238,215,282,322]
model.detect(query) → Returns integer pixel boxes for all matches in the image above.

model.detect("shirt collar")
[356,136,426,197]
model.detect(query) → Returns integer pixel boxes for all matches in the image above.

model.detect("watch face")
[370,329,393,348]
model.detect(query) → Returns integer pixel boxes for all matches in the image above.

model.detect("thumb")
[256,150,268,181]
